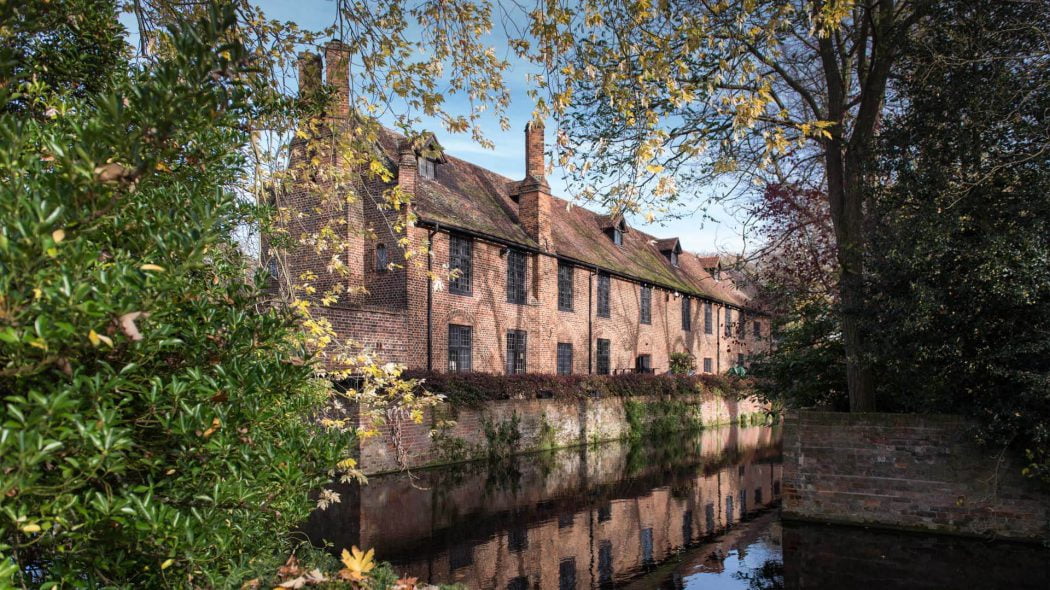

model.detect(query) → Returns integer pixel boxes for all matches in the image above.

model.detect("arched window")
[375,243,388,271]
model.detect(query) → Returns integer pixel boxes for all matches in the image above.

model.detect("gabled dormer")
[414,133,446,180]
[698,255,722,280]
[656,238,683,267]
[602,214,628,246]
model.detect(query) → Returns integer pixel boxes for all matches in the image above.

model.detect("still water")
[303,425,1050,589]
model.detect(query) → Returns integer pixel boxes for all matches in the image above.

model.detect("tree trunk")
[826,141,877,412]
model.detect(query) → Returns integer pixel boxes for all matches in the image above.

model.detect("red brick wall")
[782,411,1050,541]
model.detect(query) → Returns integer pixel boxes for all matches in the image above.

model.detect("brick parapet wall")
[355,393,768,474]
[782,410,1050,541]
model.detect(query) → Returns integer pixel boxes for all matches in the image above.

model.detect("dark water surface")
[303,426,1050,589]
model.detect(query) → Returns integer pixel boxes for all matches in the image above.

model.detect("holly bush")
[0,4,346,586]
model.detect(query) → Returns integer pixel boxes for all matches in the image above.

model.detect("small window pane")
[704,302,713,335]
[557,343,573,375]
[448,325,472,373]
[559,558,576,590]
[506,249,526,304]
[724,307,733,337]
[682,297,691,331]
[612,228,623,245]
[639,285,651,324]
[597,273,610,318]
[375,244,387,271]
[558,262,574,311]
[738,311,746,338]
[596,339,611,375]
[506,330,527,374]
[753,320,761,338]
[703,357,713,373]
[449,235,472,295]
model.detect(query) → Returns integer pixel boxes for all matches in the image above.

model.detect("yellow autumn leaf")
[161,559,174,570]
[22,523,41,534]
[52,229,65,243]
[338,546,375,581]
[88,330,101,347]
[140,264,165,272]
[645,163,664,174]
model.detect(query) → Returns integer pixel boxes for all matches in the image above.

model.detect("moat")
[302,426,1050,589]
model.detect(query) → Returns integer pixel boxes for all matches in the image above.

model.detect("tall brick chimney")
[512,120,552,250]
[397,139,417,198]
[324,40,350,122]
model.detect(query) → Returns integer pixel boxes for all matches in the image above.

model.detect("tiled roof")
[376,128,752,309]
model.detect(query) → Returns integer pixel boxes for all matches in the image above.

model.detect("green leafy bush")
[0,5,344,586]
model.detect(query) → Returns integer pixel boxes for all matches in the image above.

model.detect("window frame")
[448,235,473,296]
[681,296,692,331]
[703,357,713,373]
[419,158,436,180]
[557,342,573,375]
[374,243,388,271]
[704,302,713,334]
[596,338,611,375]
[557,262,574,312]
[506,249,527,304]
[753,320,762,339]
[724,307,733,337]
[447,324,472,373]
[639,285,652,325]
[506,329,528,374]
[596,273,611,318]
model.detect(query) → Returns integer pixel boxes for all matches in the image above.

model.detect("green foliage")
[749,300,848,411]
[625,398,705,440]
[481,413,522,461]
[669,351,696,375]
[0,6,344,586]
[866,0,1050,483]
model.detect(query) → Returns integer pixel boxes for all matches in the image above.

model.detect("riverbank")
[351,391,770,474]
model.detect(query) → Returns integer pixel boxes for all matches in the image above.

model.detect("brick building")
[273,41,769,375]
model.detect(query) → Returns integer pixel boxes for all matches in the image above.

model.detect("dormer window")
[658,238,682,267]
[419,158,436,180]
[604,216,628,246]
[670,250,678,266]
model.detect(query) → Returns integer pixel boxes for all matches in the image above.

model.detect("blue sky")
[122,1,749,254]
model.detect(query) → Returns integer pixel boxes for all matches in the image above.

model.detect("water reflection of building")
[302,425,782,589]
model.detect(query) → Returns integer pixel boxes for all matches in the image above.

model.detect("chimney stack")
[397,139,417,198]
[324,40,350,121]
[525,120,546,181]
[512,121,552,250]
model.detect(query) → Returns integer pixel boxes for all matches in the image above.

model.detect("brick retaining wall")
[782,410,1050,541]
[355,394,768,474]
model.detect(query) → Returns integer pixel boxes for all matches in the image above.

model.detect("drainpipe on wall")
[426,226,438,372]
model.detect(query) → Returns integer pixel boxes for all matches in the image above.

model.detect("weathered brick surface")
[356,394,768,474]
[783,410,1050,540]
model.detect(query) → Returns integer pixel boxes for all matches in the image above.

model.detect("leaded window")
[703,357,713,373]
[506,330,527,374]
[597,273,610,318]
[639,285,651,324]
[753,320,762,339]
[447,324,472,373]
[596,338,611,375]
[558,262,574,311]
[724,307,733,337]
[682,297,691,331]
[506,249,526,304]
[704,302,713,334]
[738,311,746,338]
[375,243,387,271]
[557,343,573,375]
[449,235,472,295]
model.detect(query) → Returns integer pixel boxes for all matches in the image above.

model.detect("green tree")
[867,0,1050,481]
[0,4,349,586]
